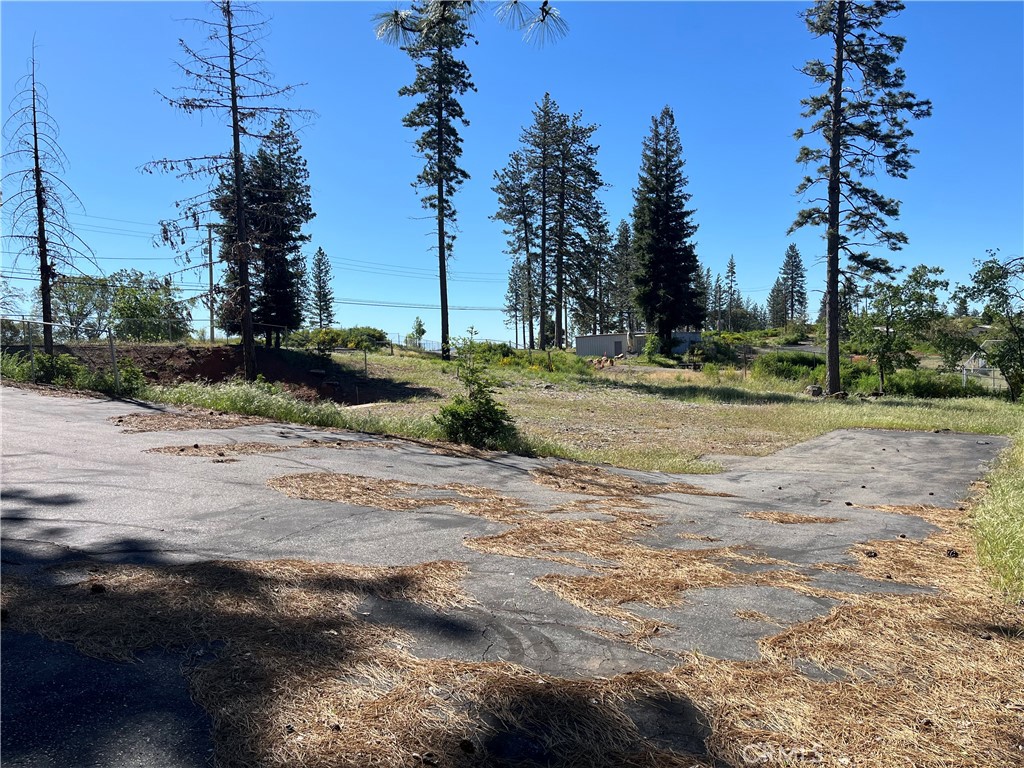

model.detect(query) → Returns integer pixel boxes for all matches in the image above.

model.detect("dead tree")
[2,53,94,355]
[143,0,310,381]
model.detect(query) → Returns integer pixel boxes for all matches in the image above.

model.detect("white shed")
[574,332,635,357]
[574,330,702,357]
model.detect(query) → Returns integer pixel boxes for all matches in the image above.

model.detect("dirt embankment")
[5,343,436,407]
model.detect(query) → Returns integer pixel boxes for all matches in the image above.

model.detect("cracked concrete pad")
[1,387,1008,683]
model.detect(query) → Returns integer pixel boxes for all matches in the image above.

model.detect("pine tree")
[213,116,314,346]
[779,244,808,324]
[553,110,603,347]
[521,93,562,349]
[146,0,310,380]
[249,116,314,346]
[724,256,738,331]
[379,2,476,361]
[608,219,636,333]
[493,150,537,348]
[767,277,789,328]
[632,106,703,352]
[712,274,724,331]
[790,0,932,393]
[307,247,334,329]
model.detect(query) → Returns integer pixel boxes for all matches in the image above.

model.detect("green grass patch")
[1,350,146,397]
[974,430,1024,601]
[145,378,439,438]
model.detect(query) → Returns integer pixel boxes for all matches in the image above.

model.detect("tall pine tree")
[380,2,475,361]
[213,115,313,347]
[790,0,931,393]
[779,243,808,324]
[306,246,334,329]
[492,150,537,348]
[632,107,703,352]
[767,277,789,328]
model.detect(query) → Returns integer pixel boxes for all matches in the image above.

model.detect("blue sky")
[2,1,1022,344]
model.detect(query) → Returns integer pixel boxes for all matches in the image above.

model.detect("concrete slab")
[0,386,1009,761]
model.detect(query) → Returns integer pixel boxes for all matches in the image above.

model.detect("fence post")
[107,329,120,394]
[363,349,368,375]
[27,321,35,381]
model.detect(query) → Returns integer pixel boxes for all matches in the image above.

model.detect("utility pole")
[207,224,215,343]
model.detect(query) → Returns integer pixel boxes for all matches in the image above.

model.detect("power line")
[332,296,502,312]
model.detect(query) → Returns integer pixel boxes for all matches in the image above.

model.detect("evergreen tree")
[702,266,714,325]
[146,0,310,380]
[307,246,334,329]
[249,116,313,346]
[608,219,636,333]
[712,274,724,331]
[521,93,562,349]
[692,264,711,331]
[553,110,603,346]
[385,2,476,361]
[767,277,789,328]
[493,150,537,348]
[790,0,932,394]
[213,116,314,346]
[725,255,738,331]
[632,106,703,352]
[779,244,808,324]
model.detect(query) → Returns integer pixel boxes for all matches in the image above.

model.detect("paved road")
[0,386,1008,766]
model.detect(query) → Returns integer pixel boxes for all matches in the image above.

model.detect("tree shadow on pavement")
[0,537,725,768]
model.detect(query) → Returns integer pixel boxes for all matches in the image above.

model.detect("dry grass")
[653,502,1024,768]
[742,510,846,525]
[112,409,271,433]
[530,462,734,498]
[733,610,782,626]
[0,559,715,768]
[147,442,291,457]
[264,471,803,640]
[267,472,531,525]
[299,438,398,451]
[3,478,1020,765]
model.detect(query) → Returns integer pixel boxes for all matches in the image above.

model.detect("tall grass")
[974,431,1024,600]
[146,379,439,438]
[144,378,566,459]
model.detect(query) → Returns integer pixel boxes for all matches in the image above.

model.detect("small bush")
[288,326,390,355]
[1,351,33,381]
[879,369,987,398]
[0,351,146,397]
[751,351,822,382]
[434,329,521,450]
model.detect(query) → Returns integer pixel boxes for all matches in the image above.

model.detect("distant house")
[574,331,702,357]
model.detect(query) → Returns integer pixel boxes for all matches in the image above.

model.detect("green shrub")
[881,369,987,398]
[434,329,520,450]
[643,334,661,360]
[0,351,146,397]
[1,351,33,381]
[751,351,822,382]
[289,326,390,355]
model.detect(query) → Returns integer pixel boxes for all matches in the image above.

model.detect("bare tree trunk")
[522,218,535,350]
[555,178,565,349]
[435,51,451,362]
[225,2,256,381]
[30,60,53,355]
[825,1,847,395]
[538,163,548,350]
